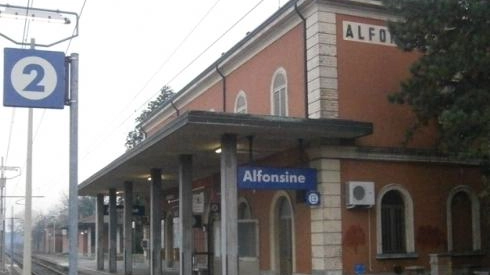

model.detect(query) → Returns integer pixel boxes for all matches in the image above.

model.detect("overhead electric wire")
[32,110,46,142]
[8,0,34,195]
[138,0,266,112]
[4,0,32,161]
[117,0,222,116]
[133,0,267,120]
[4,110,16,164]
[80,0,223,161]
[8,0,88,196]
[81,0,267,162]
[32,0,87,146]
[65,0,87,54]
[21,0,32,46]
[28,0,89,190]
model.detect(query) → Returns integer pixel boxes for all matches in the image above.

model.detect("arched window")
[238,198,258,259]
[238,199,252,219]
[447,185,481,252]
[376,184,415,255]
[381,191,405,253]
[271,68,288,116]
[234,91,248,114]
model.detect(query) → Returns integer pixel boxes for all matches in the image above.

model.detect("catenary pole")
[11,207,13,271]
[68,53,79,275]
[22,110,33,274]
[22,39,35,275]
[1,158,5,272]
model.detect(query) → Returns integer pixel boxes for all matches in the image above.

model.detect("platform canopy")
[78,111,372,196]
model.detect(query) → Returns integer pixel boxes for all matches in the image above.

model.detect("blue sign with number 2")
[3,48,66,109]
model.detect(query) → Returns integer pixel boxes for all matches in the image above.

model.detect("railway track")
[8,252,68,275]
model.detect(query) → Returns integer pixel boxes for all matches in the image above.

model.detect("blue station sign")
[3,48,66,109]
[238,166,317,190]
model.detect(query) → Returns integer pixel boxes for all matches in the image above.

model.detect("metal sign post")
[23,40,35,275]
[67,53,79,275]
[23,106,33,275]
[0,5,79,275]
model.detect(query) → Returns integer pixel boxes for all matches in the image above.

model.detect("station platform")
[35,253,179,275]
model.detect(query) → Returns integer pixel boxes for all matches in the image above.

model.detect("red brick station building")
[78,1,490,274]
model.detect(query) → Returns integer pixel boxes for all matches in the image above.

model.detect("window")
[446,185,481,252]
[271,68,288,116]
[238,200,252,219]
[238,198,258,258]
[238,220,258,258]
[381,191,405,253]
[234,91,248,114]
[376,184,415,256]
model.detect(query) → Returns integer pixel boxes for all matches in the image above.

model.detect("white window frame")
[238,197,252,219]
[446,185,481,252]
[270,67,288,116]
[238,219,259,260]
[237,197,258,260]
[376,184,415,255]
[234,90,248,114]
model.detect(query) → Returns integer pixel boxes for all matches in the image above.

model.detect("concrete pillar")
[150,168,162,275]
[117,227,121,254]
[45,230,49,253]
[87,226,92,257]
[124,181,134,275]
[220,134,238,275]
[179,155,193,275]
[96,194,105,271]
[430,253,452,275]
[309,158,343,274]
[109,188,117,273]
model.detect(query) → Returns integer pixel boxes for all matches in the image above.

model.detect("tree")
[79,196,96,218]
[125,127,145,151]
[125,85,175,150]
[384,0,490,161]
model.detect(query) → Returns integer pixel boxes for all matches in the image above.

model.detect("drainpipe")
[139,127,148,141]
[294,0,309,119]
[170,99,180,117]
[216,63,227,112]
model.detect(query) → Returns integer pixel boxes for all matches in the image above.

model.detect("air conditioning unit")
[346,181,375,208]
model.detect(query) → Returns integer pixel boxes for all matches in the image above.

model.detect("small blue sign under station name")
[238,166,317,190]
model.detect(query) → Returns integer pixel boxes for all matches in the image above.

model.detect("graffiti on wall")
[344,224,366,253]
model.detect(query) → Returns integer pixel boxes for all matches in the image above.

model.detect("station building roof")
[78,111,372,196]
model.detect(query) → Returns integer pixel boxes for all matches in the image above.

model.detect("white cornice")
[308,145,480,166]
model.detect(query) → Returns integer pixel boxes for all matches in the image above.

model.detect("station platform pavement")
[35,253,179,275]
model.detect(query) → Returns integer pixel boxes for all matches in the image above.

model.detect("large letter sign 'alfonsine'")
[4,48,65,109]
[238,166,317,190]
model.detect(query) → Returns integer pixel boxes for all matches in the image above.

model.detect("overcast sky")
[0,0,284,215]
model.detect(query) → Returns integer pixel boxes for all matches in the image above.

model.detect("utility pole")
[10,207,14,272]
[0,158,21,272]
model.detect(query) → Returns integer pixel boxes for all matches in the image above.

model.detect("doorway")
[275,196,293,275]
